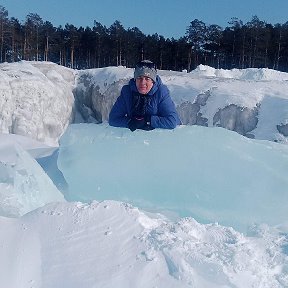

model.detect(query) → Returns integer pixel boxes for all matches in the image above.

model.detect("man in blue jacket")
[109,60,181,131]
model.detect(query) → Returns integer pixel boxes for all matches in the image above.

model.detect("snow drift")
[0,61,75,146]
[1,200,287,288]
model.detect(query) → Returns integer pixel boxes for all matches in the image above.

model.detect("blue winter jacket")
[109,76,181,129]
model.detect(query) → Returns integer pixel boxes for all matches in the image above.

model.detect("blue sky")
[1,0,288,39]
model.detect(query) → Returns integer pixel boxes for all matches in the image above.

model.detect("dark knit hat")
[134,60,157,82]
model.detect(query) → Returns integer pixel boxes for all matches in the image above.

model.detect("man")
[109,60,181,131]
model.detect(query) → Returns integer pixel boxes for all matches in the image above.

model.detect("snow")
[75,63,288,143]
[0,61,75,146]
[191,64,288,81]
[0,61,288,287]
[77,66,133,94]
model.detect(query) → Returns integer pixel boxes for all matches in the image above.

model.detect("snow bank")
[75,64,288,143]
[1,61,288,144]
[191,64,288,81]
[0,61,75,146]
[0,200,287,288]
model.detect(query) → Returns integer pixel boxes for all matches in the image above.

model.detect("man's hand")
[128,117,146,132]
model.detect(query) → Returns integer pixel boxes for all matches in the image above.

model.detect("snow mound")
[191,64,288,81]
[0,200,287,288]
[76,66,132,94]
[0,61,75,146]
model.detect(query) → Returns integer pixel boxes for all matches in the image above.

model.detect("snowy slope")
[0,200,287,288]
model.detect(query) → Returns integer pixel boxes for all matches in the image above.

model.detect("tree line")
[1,5,288,72]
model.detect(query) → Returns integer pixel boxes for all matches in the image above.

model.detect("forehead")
[136,76,153,81]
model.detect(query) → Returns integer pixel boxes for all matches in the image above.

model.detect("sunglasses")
[135,61,157,70]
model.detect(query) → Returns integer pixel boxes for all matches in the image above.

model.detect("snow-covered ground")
[0,61,288,288]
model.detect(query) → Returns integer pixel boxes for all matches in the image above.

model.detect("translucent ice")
[0,144,65,217]
[58,124,288,232]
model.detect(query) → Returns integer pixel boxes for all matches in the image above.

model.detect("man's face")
[135,76,154,94]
